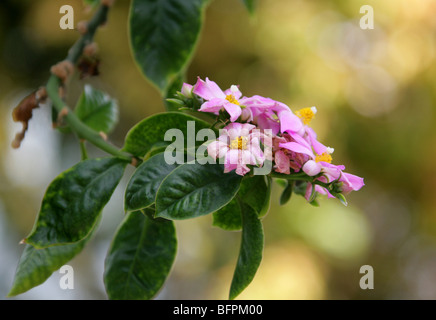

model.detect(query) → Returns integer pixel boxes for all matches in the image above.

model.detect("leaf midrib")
[123,215,149,299]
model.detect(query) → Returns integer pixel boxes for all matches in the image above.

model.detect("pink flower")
[184,78,364,202]
[242,97,304,135]
[304,170,364,203]
[338,172,365,194]
[272,134,309,174]
[207,123,266,176]
[274,150,291,174]
[193,77,249,122]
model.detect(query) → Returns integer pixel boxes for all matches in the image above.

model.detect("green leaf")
[213,175,271,231]
[294,180,308,196]
[125,153,179,212]
[164,74,186,111]
[212,198,242,231]
[332,192,348,206]
[122,112,212,158]
[229,201,264,300]
[129,0,208,93]
[8,217,100,297]
[25,158,127,249]
[156,163,242,220]
[74,85,119,134]
[104,210,177,300]
[240,0,257,15]
[279,180,293,205]
[238,175,271,217]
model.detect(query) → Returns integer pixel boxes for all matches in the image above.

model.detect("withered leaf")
[11,88,46,149]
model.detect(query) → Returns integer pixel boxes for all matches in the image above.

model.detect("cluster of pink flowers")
[181,77,364,201]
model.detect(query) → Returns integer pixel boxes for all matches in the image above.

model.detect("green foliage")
[122,112,212,158]
[129,0,208,93]
[238,175,271,217]
[104,210,177,300]
[229,201,264,300]
[212,175,272,231]
[74,85,119,134]
[213,198,242,231]
[155,162,242,220]
[279,180,293,205]
[125,153,179,212]
[165,74,186,111]
[25,158,127,248]
[8,221,98,297]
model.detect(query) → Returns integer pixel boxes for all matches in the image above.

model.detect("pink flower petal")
[288,131,312,151]
[223,102,242,122]
[225,149,240,167]
[198,98,226,113]
[303,160,321,176]
[207,141,228,159]
[224,85,242,100]
[256,113,280,136]
[340,172,365,193]
[279,142,314,158]
[278,110,303,134]
[306,127,328,156]
[181,83,193,97]
[274,150,290,174]
[248,137,265,164]
[321,162,345,181]
[235,164,250,176]
[193,77,225,100]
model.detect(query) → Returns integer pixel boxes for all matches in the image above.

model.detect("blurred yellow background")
[1,0,436,299]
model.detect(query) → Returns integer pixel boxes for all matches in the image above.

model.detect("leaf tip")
[6,290,16,298]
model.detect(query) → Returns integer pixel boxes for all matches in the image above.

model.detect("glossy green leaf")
[8,217,100,297]
[104,210,177,300]
[129,0,207,93]
[212,198,242,231]
[279,180,293,205]
[229,201,264,300]
[156,163,242,220]
[122,112,212,158]
[74,85,119,134]
[25,158,127,249]
[125,153,179,212]
[238,175,271,217]
[240,0,257,15]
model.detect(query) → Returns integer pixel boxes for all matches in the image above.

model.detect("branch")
[46,2,133,163]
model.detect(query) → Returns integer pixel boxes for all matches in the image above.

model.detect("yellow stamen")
[315,152,332,163]
[230,136,248,150]
[296,107,316,125]
[226,94,240,105]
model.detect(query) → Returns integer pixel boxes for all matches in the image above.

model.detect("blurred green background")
[1,0,436,300]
